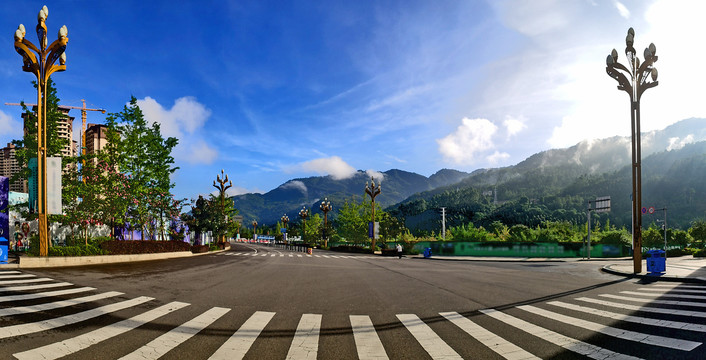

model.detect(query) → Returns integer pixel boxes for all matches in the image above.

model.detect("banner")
[47,157,62,214]
[28,158,37,213]
[0,176,8,264]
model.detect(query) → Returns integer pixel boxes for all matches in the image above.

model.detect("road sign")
[594,196,611,213]
[648,207,655,214]
[642,207,647,214]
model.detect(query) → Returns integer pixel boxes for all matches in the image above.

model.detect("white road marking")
[0,277,54,285]
[286,314,322,360]
[0,274,36,280]
[396,313,462,359]
[13,301,189,360]
[637,287,706,294]
[0,282,73,292]
[209,311,276,360]
[119,307,230,360]
[620,290,704,300]
[441,311,540,359]
[518,305,701,351]
[581,296,706,318]
[0,287,95,303]
[0,296,154,339]
[0,291,123,317]
[481,309,641,360]
[350,315,389,360]
[548,301,706,332]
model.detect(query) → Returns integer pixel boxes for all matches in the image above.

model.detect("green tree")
[689,220,706,248]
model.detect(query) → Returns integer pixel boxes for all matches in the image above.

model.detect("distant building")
[84,123,110,155]
[22,105,76,158]
[0,143,27,193]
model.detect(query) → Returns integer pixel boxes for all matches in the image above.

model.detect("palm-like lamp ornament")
[13,6,68,257]
[298,207,309,244]
[319,198,332,248]
[212,169,232,244]
[605,27,659,274]
[365,177,381,252]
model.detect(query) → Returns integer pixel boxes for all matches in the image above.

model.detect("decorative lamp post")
[212,169,232,244]
[298,206,309,244]
[13,6,69,257]
[252,220,257,240]
[319,198,332,248]
[605,27,659,274]
[365,177,381,252]
[281,214,289,244]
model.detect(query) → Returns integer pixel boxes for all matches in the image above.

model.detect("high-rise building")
[84,123,110,155]
[0,143,27,193]
[23,105,76,158]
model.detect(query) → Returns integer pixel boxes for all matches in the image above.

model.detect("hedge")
[100,240,191,255]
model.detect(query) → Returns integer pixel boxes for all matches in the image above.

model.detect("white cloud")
[281,180,308,195]
[365,169,385,183]
[615,1,630,18]
[487,151,510,164]
[136,96,218,165]
[437,117,498,165]
[503,116,527,138]
[297,156,357,180]
[0,110,22,139]
[667,135,694,151]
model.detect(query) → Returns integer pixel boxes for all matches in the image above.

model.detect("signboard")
[28,158,37,213]
[368,222,379,239]
[594,196,611,213]
[0,176,7,264]
[47,157,62,215]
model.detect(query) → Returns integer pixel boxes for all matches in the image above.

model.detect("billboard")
[0,176,8,264]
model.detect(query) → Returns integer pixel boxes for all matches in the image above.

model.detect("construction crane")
[5,100,106,183]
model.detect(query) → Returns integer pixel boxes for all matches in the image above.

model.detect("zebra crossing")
[1,269,705,359]
[216,251,396,260]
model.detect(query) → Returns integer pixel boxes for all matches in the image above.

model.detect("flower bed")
[100,240,191,255]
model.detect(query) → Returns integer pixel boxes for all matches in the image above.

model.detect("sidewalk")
[413,254,706,283]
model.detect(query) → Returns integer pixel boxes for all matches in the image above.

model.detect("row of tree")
[11,80,182,242]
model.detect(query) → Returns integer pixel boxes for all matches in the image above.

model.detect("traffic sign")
[642,207,647,214]
[648,207,655,214]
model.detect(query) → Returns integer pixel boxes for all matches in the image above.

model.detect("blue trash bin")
[645,249,666,274]
[423,247,432,258]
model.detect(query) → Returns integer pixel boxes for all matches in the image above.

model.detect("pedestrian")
[396,243,403,259]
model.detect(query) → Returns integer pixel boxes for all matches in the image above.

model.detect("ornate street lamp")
[252,220,257,240]
[365,177,381,252]
[212,169,232,244]
[298,206,309,244]
[13,6,69,257]
[281,214,289,244]
[319,198,332,248]
[605,27,659,274]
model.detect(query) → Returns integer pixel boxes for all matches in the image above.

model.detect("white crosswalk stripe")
[13,302,189,360]
[3,270,706,359]
[0,277,57,285]
[119,306,230,360]
[0,281,73,292]
[0,273,36,280]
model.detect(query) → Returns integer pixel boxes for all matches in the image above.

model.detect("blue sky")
[1,0,704,202]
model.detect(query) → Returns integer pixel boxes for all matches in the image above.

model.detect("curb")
[600,264,706,284]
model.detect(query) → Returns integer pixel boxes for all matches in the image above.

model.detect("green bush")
[693,249,706,257]
[48,245,106,257]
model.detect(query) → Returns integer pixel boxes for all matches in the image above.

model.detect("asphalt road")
[1,242,705,359]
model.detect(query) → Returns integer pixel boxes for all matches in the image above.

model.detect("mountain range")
[232,118,706,229]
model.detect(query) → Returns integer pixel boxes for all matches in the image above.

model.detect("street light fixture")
[319,197,332,248]
[13,6,69,257]
[606,27,659,274]
[212,169,232,244]
[281,214,289,244]
[365,177,381,252]
[252,220,257,240]
[298,206,309,244]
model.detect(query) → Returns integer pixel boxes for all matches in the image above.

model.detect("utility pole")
[441,207,446,240]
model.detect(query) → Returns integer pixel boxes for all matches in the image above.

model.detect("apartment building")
[22,105,76,158]
[0,143,28,193]
[84,123,110,155]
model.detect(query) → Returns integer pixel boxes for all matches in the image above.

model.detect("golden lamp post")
[298,207,309,244]
[212,169,232,244]
[281,214,289,244]
[605,28,659,274]
[319,198,332,248]
[13,6,68,257]
[365,177,381,252]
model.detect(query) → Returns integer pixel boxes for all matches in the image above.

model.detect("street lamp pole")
[299,207,309,245]
[606,27,659,274]
[281,214,289,244]
[319,198,332,248]
[365,177,381,252]
[13,6,68,257]
[212,169,232,244]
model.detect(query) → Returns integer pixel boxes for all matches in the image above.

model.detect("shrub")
[48,245,106,257]
[100,240,191,255]
[693,249,706,257]
[191,244,209,253]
